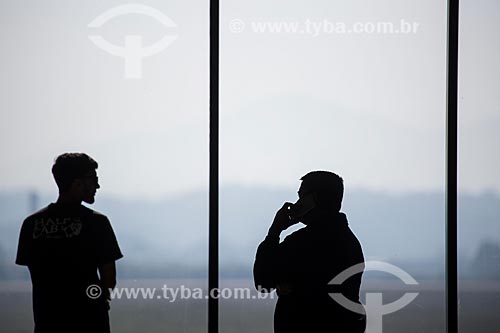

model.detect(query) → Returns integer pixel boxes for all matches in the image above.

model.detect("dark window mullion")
[209,0,220,333]
[446,0,459,332]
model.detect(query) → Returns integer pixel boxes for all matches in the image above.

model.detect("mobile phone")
[288,193,316,220]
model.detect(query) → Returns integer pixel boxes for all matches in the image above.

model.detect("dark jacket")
[254,212,366,333]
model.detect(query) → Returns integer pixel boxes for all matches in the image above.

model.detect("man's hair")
[300,171,344,211]
[52,153,98,192]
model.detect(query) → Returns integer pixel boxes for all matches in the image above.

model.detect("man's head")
[52,153,100,204]
[298,171,344,215]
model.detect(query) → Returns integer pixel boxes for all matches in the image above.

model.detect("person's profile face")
[79,170,100,204]
[298,180,316,199]
[297,182,308,199]
[296,182,315,224]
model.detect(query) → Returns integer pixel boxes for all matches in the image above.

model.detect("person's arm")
[253,203,298,292]
[253,234,280,292]
[98,262,117,289]
[94,216,123,300]
[98,261,117,301]
[15,218,33,266]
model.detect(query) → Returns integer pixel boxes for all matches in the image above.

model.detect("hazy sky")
[0,0,498,199]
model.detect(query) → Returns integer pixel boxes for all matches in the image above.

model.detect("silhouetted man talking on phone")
[254,171,366,333]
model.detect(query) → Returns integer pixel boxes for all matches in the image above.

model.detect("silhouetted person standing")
[254,171,366,332]
[16,153,123,333]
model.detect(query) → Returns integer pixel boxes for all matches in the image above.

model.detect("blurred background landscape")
[1,188,499,281]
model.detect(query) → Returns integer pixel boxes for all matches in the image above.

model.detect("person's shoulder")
[81,205,109,221]
[22,205,52,223]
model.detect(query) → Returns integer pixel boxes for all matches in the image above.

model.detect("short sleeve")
[15,219,33,266]
[93,216,123,265]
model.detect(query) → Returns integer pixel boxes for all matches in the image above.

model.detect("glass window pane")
[0,1,208,332]
[458,1,500,332]
[220,1,447,332]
